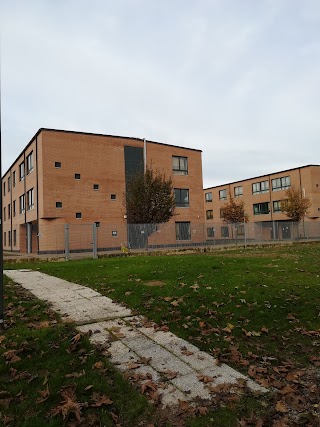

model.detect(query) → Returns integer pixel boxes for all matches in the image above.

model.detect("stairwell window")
[172,156,188,175]
[27,188,34,210]
[174,188,189,207]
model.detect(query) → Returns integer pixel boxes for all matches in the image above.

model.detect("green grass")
[3,242,320,426]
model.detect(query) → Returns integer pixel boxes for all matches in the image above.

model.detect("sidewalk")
[4,269,267,407]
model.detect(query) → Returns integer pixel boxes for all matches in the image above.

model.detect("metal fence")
[35,220,320,259]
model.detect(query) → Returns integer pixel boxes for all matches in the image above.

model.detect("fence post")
[64,224,70,261]
[92,224,98,259]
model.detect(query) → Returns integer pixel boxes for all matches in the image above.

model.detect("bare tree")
[281,186,311,221]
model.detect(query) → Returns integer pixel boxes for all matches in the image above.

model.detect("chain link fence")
[34,220,320,259]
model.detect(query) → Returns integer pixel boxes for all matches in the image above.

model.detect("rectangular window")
[206,210,213,220]
[76,212,82,219]
[3,207,6,221]
[271,176,291,191]
[111,194,116,200]
[8,176,11,192]
[175,221,191,240]
[221,226,229,238]
[19,194,25,214]
[95,222,100,228]
[112,230,117,237]
[13,171,16,187]
[27,188,34,210]
[207,227,215,238]
[253,202,270,215]
[174,188,189,207]
[234,186,243,198]
[13,200,16,217]
[220,208,224,218]
[4,232,6,246]
[56,201,63,208]
[13,230,17,246]
[8,204,11,220]
[75,173,81,180]
[219,189,227,200]
[273,200,282,213]
[252,180,269,194]
[8,231,11,246]
[205,192,212,203]
[237,224,245,236]
[3,182,5,196]
[93,184,99,190]
[19,162,25,181]
[26,152,34,174]
[172,156,188,175]
[55,162,61,168]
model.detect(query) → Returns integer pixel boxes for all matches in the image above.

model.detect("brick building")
[204,165,320,241]
[2,128,204,254]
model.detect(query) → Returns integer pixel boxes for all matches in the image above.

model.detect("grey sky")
[1,0,320,188]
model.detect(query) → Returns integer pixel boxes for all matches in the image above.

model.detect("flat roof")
[3,127,202,177]
[204,164,320,191]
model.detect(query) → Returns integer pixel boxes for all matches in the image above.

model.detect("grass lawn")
[2,242,320,426]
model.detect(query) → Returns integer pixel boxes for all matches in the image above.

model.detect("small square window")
[56,201,62,208]
[95,221,100,227]
[112,230,117,237]
[93,184,99,190]
[76,212,82,219]
[75,173,81,180]
[55,162,61,168]
[111,194,116,200]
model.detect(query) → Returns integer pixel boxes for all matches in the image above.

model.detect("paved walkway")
[4,269,267,407]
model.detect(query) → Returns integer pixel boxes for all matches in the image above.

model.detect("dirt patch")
[144,280,166,287]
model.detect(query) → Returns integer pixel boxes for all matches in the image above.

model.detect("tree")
[281,186,311,221]
[125,167,175,224]
[221,196,248,223]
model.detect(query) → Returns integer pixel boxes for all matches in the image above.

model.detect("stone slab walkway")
[4,269,267,407]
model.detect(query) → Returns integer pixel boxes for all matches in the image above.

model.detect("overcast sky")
[1,0,320,188]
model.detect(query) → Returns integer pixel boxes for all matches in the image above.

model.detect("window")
[111,194,116,200]
[13,230,16,246]
[175,222,191,240]
[13,200,16,217]
[236,224,245,236]
[219,189,227,200]
[95,222,100,228]
[8,231,11,246]
[220,208,224,218]
[55,162,61,168]
[3,207,6,221]
[93,184,99,190]
[75,173,81,180]
[272,176,291,191]
[3,182,5,196]
[174,188,189,207]
[8,204,11,220]
[26,152,34,174]
[207,227,215,238]
[252,180,269,194]
[172,156,188,175]
[76,212,82,219]
[205,192,212,203]
[56,201,63,208]
[3,232,6,246]
[234,186,243,198]
[112,230,117,237]
[253,202,270,215]
[19,162,25,181]
[273,200,282,213]
[27,188,34,210]
[13,171,16,187]
[206,210,213,220]
[221,226,229,238]
[8,176,11,192]
[19,194,25,214]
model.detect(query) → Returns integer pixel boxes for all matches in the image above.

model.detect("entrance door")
[281,224,291,239]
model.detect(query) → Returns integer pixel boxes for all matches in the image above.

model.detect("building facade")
[204,165,320,240]
[2,128,204,254]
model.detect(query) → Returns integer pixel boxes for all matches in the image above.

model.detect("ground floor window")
[221,226,229,238]
[13,230,17,246]
[175,222,191,240]
[207,227,215,238]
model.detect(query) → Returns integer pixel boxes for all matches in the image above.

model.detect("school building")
[2,128,204,254]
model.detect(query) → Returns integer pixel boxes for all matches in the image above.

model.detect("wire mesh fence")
[34,220,320,259]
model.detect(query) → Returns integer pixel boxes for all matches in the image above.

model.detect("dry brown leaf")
[275,401,288,413]
[92,361,104,370]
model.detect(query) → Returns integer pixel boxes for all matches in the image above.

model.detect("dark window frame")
[172,156,188,175]
[175,221,191,240]
[174,188,190,207]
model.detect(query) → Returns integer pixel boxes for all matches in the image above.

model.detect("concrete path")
[4,269,267,407]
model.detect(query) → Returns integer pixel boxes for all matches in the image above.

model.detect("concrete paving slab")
[4,269,268,409]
